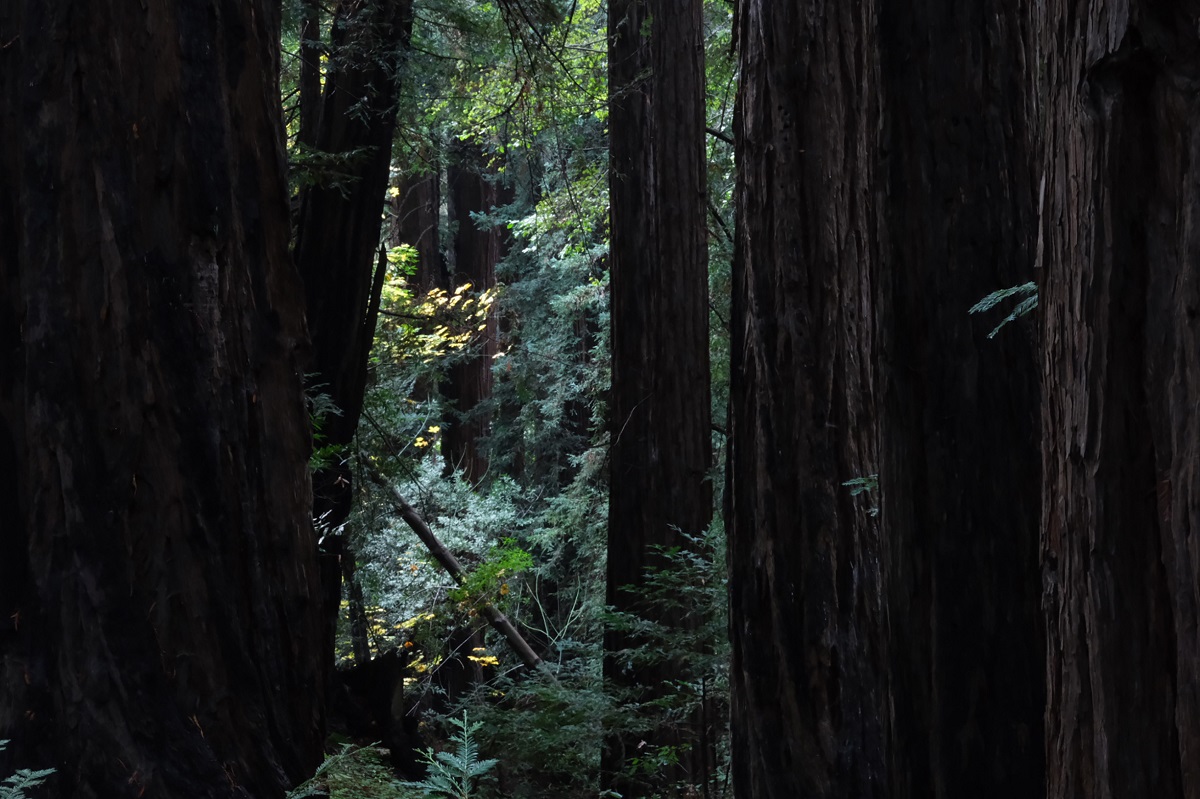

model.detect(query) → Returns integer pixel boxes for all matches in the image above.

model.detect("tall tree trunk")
[389,148,445,411]
[1036,3,1200,797]
[604,0,712,793]
[729,2,886,797]
[298,0,323,148]
[0,2,325,796]
[442,145,500,486]
[393,161,447,294]
[294,0,412,529]
[878,3,1045,797]
[343,542,373,664]
[292,0,412,672]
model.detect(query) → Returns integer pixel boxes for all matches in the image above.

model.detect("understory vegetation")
[282,0,736,795]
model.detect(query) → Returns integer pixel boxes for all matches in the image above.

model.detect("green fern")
[0,741,55,799]
[286,742,358,799]
[968,281,1038,339]
[404,714,498,799]
[305,380,345,473]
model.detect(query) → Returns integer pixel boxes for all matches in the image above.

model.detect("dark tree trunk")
[494,311,527,480]
[389,149,445,410]
[298,0,322,148]
[294,0,413,532]
[0,3,325,797]
[1036,3,1200,797]
[442,145,500,486]
[604,0,712,793]
[877,3,1045,797]
[729,2,886,797]
[393,162,447,294]
[291,0,412,678]
[342,543,372,664]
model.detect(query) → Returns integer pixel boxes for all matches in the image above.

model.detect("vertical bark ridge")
[730,2,886,797]
[1038,2,1200,797]
[605,0,713,793]
[0,2,324,795]
[878,2,1045,797]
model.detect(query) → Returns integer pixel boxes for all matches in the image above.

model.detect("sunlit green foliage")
[375,262,498,367]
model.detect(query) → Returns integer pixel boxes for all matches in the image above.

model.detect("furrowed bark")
[1037,2,1200,797]
[0,2,325,796]
[878,2,1044,796]
[605,0,713,793]
[729,1,887,796]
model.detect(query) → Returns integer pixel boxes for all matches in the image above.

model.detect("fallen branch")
[359,454,544,671]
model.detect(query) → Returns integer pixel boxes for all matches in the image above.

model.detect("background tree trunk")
[729,2,886,797]
[298,0,323,148]
[393,158,447,294]
[604,0,712,793]
[878,3,1045,797]
[0,2,325,796]
[1036,3,1200,797]
[443,144,501,486]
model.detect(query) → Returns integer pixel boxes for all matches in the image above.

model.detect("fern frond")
[986,294,1039,339]
[968,281,1037,315]
[468,758,499,778]
[403,712,499,799]
[0,769,57,799]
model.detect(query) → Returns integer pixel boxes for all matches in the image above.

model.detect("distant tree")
[877,3,1045,796]
[0,2,325,797]
[604,0,713,793]
[443,143,503,486]
[1036,3,1200,796]
[728,2,887,797]
[392,150,446,294]
[298,0,323,148]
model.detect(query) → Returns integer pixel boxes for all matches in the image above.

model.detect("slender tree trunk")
[1036,3,1200,797]
[343,544,373,664]
[729,2,886,797]
[443,144,500,486]
[0,2,325,796]
[605,0,712,793]
[298,0,322,148]
[877,3,1045,797]
[389,147,445,411]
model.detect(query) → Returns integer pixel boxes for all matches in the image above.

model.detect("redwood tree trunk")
[292,0,412,676]
[1037,3,1200,797]
[298,0,322,148]
[293,0,413,531]
[878,3,1045,796]
[393,160,446,294]
[729,2,886,797]
[0,2,325,796]
[604,0,712,793]
[443,146,500,486]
